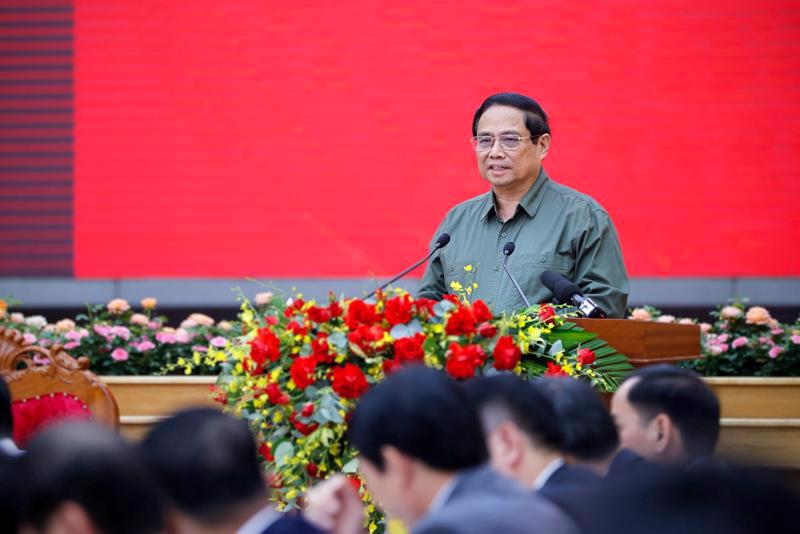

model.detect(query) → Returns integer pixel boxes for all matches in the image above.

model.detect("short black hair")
[348,365,488,471]
[472,92,550,137]
[627,365,720,459]
[140,408,266,524]
[19,422,163,534]
[0,379,12,438]
[538,377,619,461]
[463,374,563,451]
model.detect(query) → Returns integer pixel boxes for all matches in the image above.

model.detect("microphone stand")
[502,251,531,308]
[366,245,443,300]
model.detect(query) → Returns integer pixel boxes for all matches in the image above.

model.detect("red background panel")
[73,0,800,278]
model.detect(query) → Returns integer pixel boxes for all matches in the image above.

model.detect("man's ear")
[495,421,526,469]
[381,445,414,488]
[537,133,551,159]
[47,501,97,534]
[651,413,673,454]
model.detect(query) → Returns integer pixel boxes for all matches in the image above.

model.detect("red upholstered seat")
[11,392,92,447]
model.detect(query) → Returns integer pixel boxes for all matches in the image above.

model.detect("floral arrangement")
[628,302,800,377]
[200,290,631,532]
[0,297,233,375]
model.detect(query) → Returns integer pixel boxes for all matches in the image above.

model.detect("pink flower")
[717,334,729,343]
[32,355,50,366]
[791,335,800,345]
[38,339,51,347]
[708,344,728,356]
[656,315,676,324]
[720,306,742,320]
[772,328,785,335]
[107,298,130,314]
[130,313,150,326]
[629,308,652,321]
[192,345,209,353]
[64,341,80,350]
[156,331,177,344]
[745,306,772,325]
[135,341,156,352]
[175,328,192,343]
[93,324,112,338]
[699,323,713,334]
[111,348,129,361]
[768,346,783,359]
[210,336,227,348]
[678,318,695,325]
[22,333,37,345]
[732,336,748,349]
[65,330,84,341]
[110,326,131,340]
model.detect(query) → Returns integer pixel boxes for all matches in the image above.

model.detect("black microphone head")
[503,241,515,256]
[434,233,451,249]
[541,270,582,303]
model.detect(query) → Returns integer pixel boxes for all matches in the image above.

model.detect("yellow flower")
[450,280,463,292]
[464,264,473,272]
[273,411,284,423]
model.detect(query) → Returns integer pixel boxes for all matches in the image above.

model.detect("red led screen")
[74,0,800,278]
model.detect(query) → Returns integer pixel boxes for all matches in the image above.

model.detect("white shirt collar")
[532,457,564,490]
[235,505,280,534]
[0,437,22,457]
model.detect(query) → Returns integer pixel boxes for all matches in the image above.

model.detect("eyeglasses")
[470,134,541,152]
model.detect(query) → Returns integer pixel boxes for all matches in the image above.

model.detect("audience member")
[141,408,322,534]
[611,365,720,465]
[463,374,601,498]
[0,377,21,457]
[17,421,163,534]
[0,378,21,534]
[538,377,620,475]
[306,365,577,534]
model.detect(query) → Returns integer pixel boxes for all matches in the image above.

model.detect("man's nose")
[488,140,506,158]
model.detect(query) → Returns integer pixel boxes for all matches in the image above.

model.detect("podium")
[571,319,702,367]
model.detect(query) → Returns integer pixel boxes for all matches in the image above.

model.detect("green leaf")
[342,457,359,474]
[274,441,294,467]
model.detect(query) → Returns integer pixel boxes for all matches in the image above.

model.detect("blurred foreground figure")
[611,365,720,465]
[582,464,799,534]
[306,366,577,534]
[17,422,163,534]
[141,408,322,534]
[0,378,21,533]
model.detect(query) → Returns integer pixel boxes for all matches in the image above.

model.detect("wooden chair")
[0,326,119,445]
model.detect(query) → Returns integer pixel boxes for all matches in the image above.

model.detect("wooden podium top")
[571,318,702,367]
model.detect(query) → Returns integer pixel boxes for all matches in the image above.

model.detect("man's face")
[475,105,547,191]
[358,455,415,524]
[611,378,659,460]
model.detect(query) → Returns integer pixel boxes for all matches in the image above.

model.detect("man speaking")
[417,93,629,317]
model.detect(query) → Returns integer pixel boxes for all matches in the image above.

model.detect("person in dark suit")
[0,378,21,534]
[463,374,601,500]
[16,421,164,534]
[306,366,577,534]
[610,365,720,465]
[141,408,323,534]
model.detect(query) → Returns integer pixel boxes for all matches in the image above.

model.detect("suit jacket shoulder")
[413,465,578,534]
[264,515,324,534]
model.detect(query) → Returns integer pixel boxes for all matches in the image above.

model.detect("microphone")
[540,270,608,318]
[366,233,451,299]
[501,241,531,308]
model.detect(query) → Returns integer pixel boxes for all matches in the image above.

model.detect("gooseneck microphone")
[540,270,608,318]
[501,241,532,308]
[366,233,451,299]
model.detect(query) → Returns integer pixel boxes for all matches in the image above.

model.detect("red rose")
[493,335,522,371]
[307,305,332,324]
[290,411,319,435]
[301,402,315,417]
[290,356,317,390]
[243,357,265,376]
[445,306,477,336]
[311,333,335,364]
[328,301,344,318]
[472,300,493,323]
[345,299,380,329]
[385,294,413,326]
[347,474,362,493]
[249,327,281,366]
[348,324,384,353]
[477,322,498,338]
[286,320,308,337]
[265,383,290,405]
[414,298,438,317]
[393,333,426,363]
[331,363,370,399]
[545,361,568,377]
[258,442,274,462]
[284,298,306,318]
[538,305,557,324]
[443,294,460,305]
[577,348,596,366]
[382,357,402,375]
[306,462,319,477]
[445,342,484,379]
[265,315,279,326]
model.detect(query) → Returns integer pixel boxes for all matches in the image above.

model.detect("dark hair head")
[348,365,488,471]
[0,379,12,438]
[463,374,563,451]
[627,365,720,459]
[538,377,619,461]
[19,422,163,534]
[140,408,266,524]
[472,92,550,137]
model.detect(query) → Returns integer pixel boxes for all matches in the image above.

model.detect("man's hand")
[305,475,366,534]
